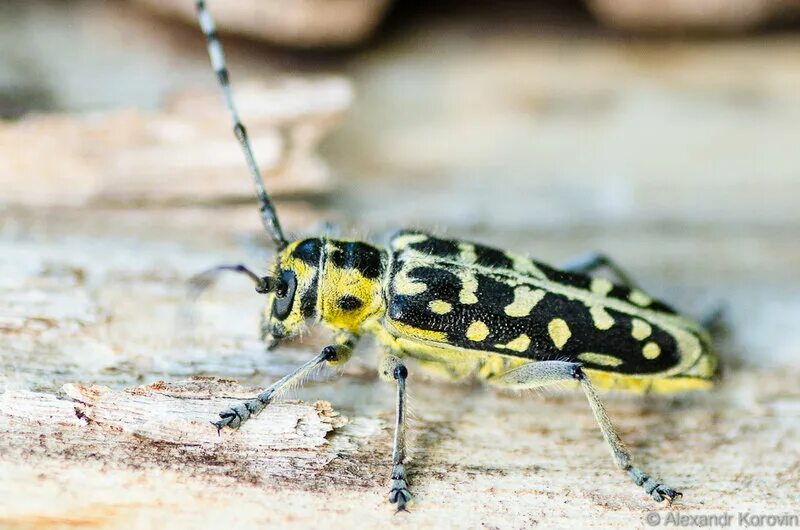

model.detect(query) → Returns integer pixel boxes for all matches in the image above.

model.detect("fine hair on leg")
[380,352,412,511]
[213,343,352,432]
[488,360,681,502]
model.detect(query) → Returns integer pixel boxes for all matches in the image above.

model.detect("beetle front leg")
[379,352,412,511]
[213,338,354,432]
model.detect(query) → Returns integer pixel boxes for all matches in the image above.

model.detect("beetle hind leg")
[560,252,639,289]
[488,360,682,503]
[628,466,682,503]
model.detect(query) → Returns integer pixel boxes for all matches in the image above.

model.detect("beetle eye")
[272,270,297,320]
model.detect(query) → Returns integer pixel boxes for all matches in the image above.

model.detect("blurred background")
[1,1,799,527]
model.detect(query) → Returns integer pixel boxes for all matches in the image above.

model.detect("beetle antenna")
[195,0,288,249]
[189,264,281,300]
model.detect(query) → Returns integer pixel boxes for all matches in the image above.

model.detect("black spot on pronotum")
[329,242,385,279]
[300,272,319,318]
[338,295,364,311]
[292,238,323,266]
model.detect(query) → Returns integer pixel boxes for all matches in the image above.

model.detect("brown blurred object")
[0,78,352,207]
[132,0,394,48]
[587,0,800,31]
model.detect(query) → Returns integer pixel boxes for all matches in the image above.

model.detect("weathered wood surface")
[1,379,377,483]
[2,3,800,529]
[0,79,350,206]
[1,176,799,529]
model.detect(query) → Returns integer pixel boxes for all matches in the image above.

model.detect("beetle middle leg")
[560,252,639,289]
[379,352,412,511]
[488,361,681,503]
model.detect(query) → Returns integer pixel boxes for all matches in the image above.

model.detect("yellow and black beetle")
[193,0,718,510]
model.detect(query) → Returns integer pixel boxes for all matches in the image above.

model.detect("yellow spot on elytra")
[388,321,447,343]
[395,277,427,296]
[548,318,571,350]
[509,253,545,278]
[685,353,717,380]
[496,334,531,353]
[458,243,477,264]
[466,321,490,341]
[504,286,546,317]
[631,319,652,341]
[458,270,479,304]
[643,342,661,359]
[578,352,623,367]
[394,266,427,296]
[429,300,453,315]
[589,305,615,330]
[392,233,428,250]
[591,278,614,297]
[629,289,652,307]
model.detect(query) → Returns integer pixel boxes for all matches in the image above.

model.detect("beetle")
[192,0,718,510]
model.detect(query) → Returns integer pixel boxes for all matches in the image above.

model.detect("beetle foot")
[388,464,412,511]
[628,466,682,503]
[211,398,267,433]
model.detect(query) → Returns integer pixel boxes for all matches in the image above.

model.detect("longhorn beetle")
[193,1,718,510]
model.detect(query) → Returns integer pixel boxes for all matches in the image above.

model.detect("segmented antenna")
[188,263,286,302]
[195,0,289,249]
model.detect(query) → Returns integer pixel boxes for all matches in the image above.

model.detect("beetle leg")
[212,340,353,432]
[488,361,682,503]
[379,352,412,511]
[560,252,639,289]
